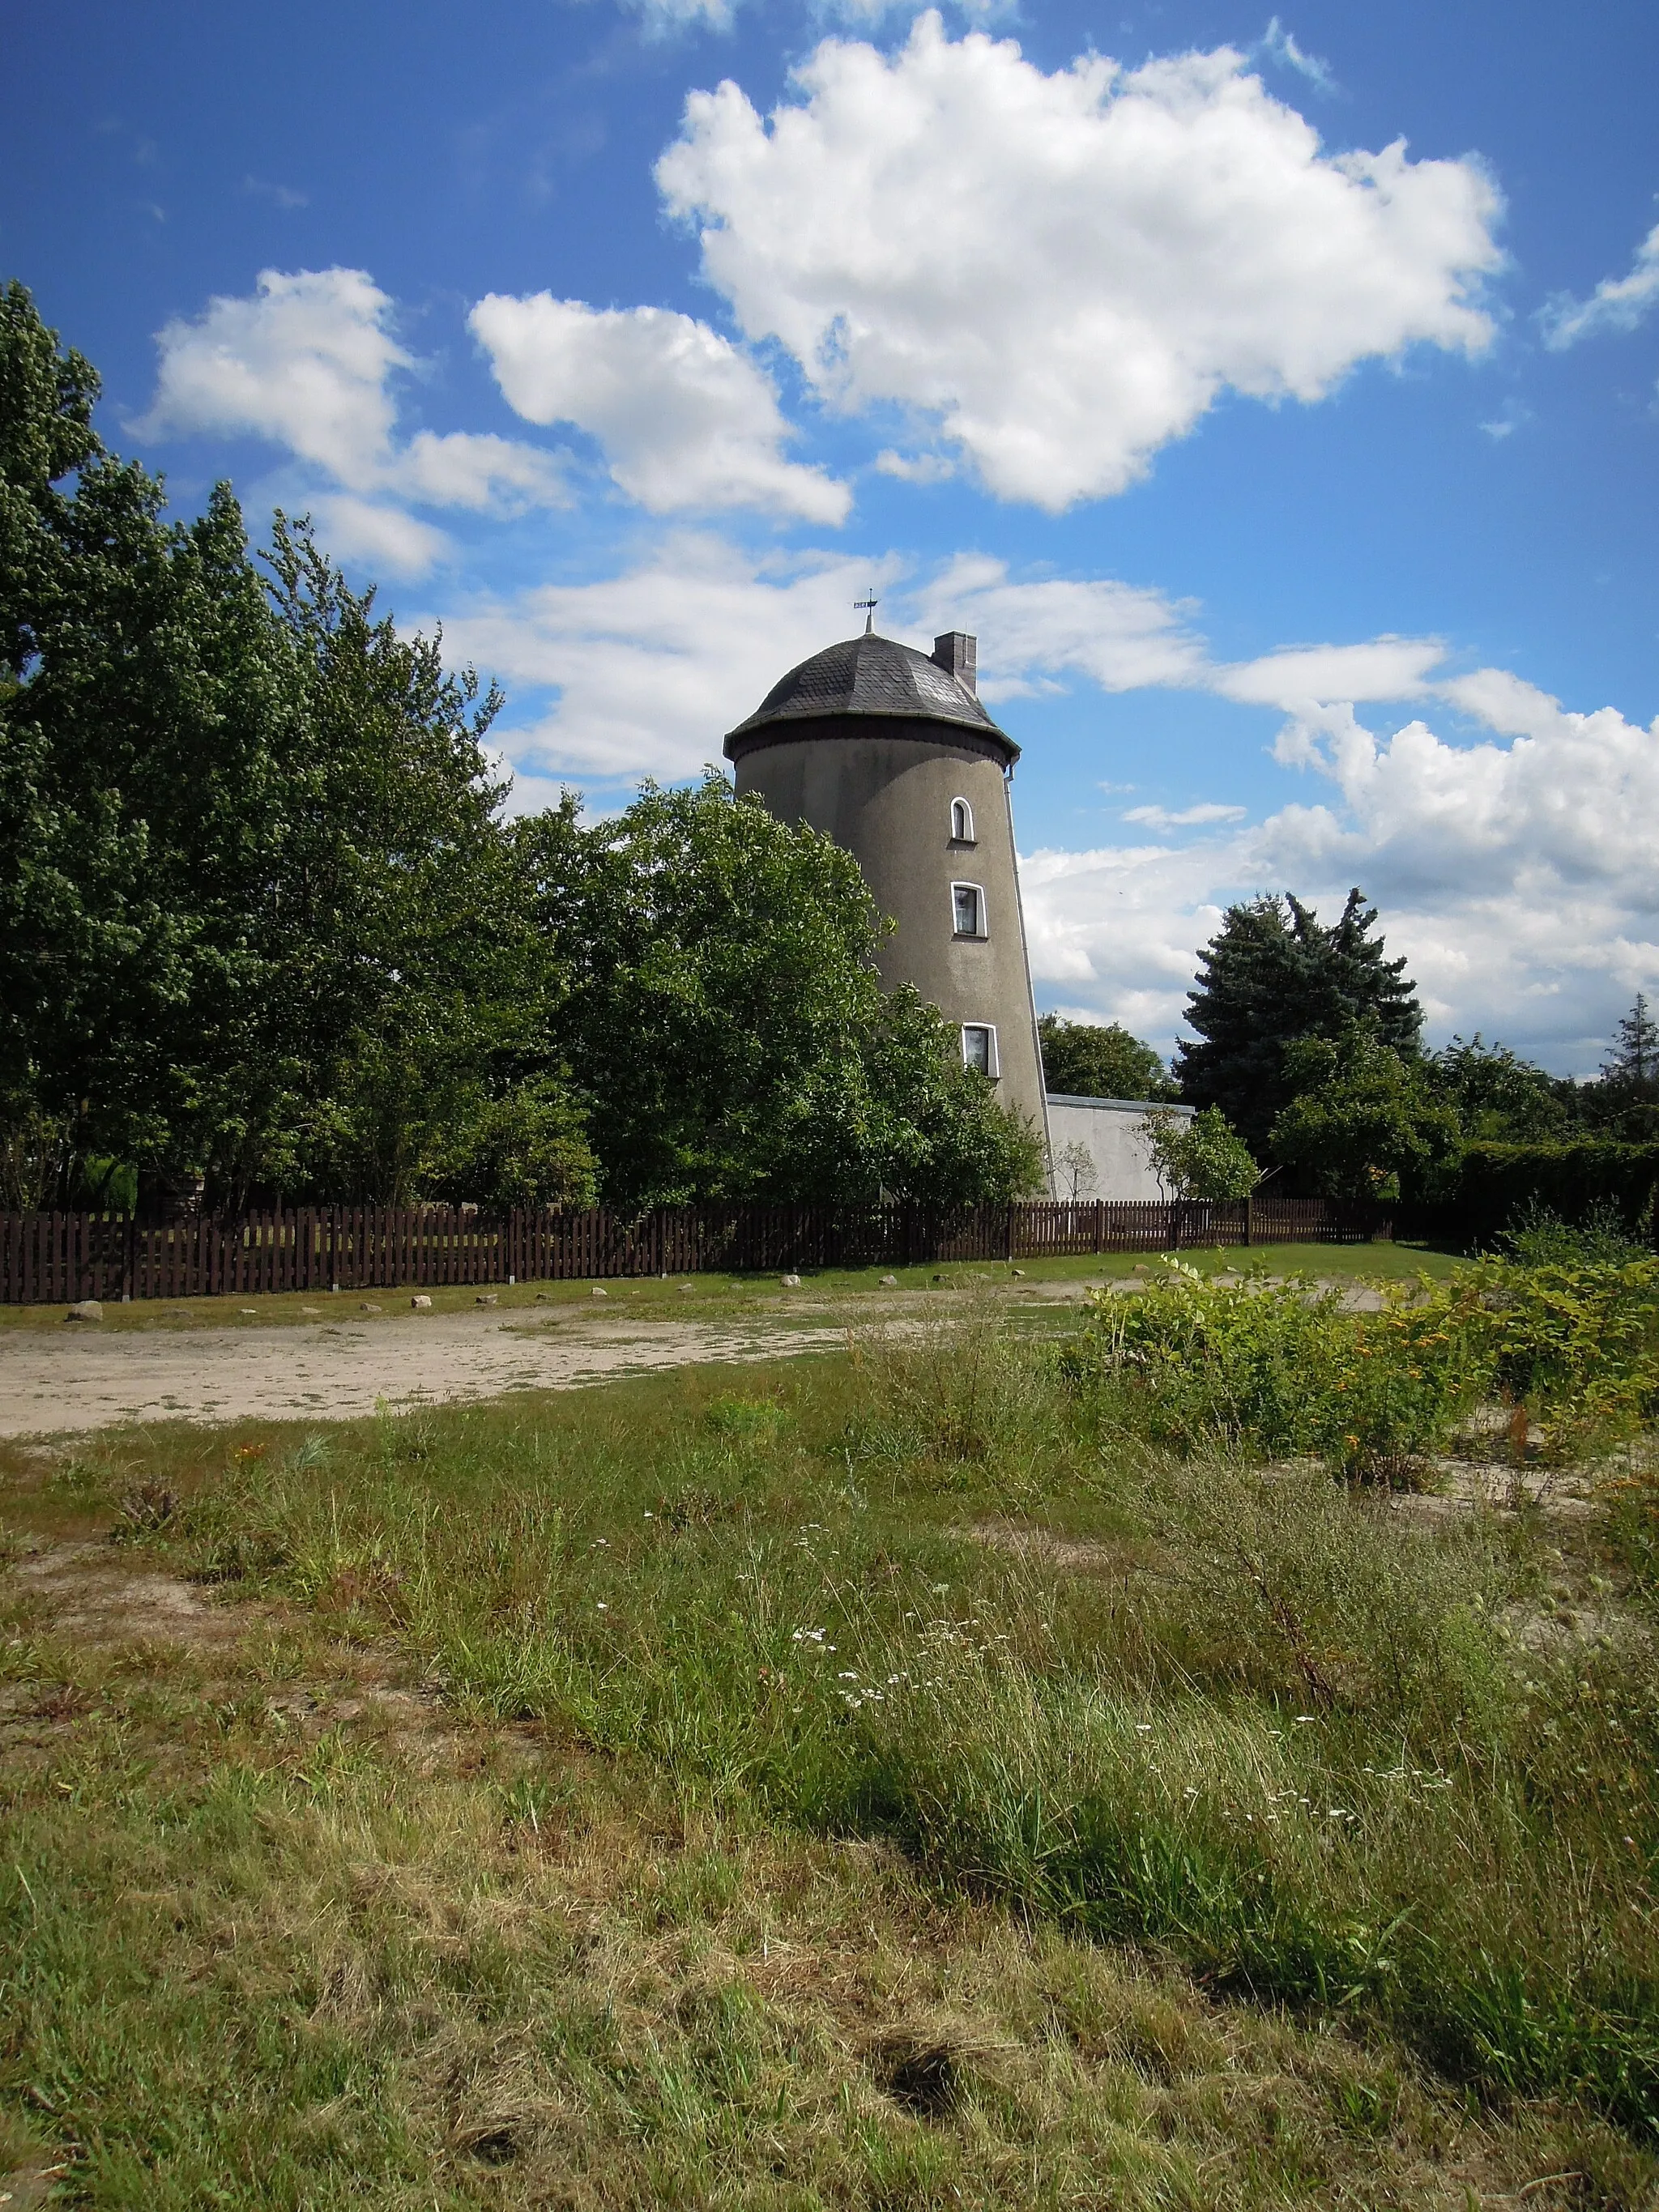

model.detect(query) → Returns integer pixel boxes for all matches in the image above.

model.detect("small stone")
[360,1302,382,1314]
[879,1273,899,1287]
[591,1285,608,1298]
[410,1294,433,1311]
[780,1273,802,1289]
[65,1299,103,1323]
[476,1293,498,1306]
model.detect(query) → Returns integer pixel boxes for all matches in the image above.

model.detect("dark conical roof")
[724,632,1015,759]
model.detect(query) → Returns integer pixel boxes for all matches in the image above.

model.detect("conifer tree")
[1602,991,1659,1090]
[1175,889,1420,1154]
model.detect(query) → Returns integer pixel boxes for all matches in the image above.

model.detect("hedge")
[1410,1140,1659,1249]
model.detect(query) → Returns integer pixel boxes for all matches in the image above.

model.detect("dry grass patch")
[2,1330,1658,2206]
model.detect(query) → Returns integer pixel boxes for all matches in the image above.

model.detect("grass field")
[2,1275,1654,2208]
[0,1238,1465,1334]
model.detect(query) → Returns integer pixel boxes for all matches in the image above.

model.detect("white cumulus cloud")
[657,15,1503,509]
[1214,636,1446,710]
[1021,679,1659,1065]
[469,292,848,522]
[1122,802,1247,828]
[306,495,454,580]
[138,267,404,483]
[135,267,566,572]
[433,535,899,782]
[1540,219,1659,348]
[908,554,1206,697]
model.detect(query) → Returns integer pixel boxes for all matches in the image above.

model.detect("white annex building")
[1045,1096,1196,1204]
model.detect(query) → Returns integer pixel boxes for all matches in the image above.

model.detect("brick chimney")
[932,631,976,695]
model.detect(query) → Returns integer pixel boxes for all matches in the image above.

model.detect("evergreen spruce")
[1176,889,1421,1154]
[1603,991,1659,1090]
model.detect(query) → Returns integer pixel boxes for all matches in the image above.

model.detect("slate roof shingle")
[725,633,1016,759]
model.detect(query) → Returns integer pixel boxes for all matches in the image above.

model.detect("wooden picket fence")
[0,1196,1389,1306]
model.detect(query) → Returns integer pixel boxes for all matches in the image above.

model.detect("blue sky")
[6,0,1657,1068]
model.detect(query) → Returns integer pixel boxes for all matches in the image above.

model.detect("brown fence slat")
[0,1196,1392,1304]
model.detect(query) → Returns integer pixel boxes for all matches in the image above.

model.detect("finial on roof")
[854,591,877,635]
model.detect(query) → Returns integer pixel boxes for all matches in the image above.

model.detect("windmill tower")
[723,616,1050,1153]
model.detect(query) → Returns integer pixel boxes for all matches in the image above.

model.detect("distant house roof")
[724,632,1017,761]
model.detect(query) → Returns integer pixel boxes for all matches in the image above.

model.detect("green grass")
[0,1237,1463,1332]
[2,1285,1654,2206]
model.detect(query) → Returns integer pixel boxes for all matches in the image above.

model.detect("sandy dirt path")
[0,1309,851,1438]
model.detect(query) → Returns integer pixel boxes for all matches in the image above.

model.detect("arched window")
[951,882,987,938]
[950,796,975,843]
[962,1024,999,1076]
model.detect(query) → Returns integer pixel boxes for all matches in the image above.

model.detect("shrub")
[1071,1270,1491,1485]
[1139,1105,1260,1201]
[1501,1196,1648,1268]
[1437,1140,1659,1247]
[1465,1252,1659,1448]
[1073,1254,1659,1476]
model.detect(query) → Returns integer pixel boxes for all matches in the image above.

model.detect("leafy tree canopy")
[1424,1035,1567,1144]
[1176,889,1421,1154]
[1038,1014,1175,1102]
[1270,1025,1461,1202]
[1139,1105,1260,1202]
[531,776,1044,1210]
[0,280,590,1213]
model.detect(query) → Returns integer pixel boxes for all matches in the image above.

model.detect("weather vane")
[853,591,877,634]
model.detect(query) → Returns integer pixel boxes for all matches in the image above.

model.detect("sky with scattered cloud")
[7,0,1657,1071]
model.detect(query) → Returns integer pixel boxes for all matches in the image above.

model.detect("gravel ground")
[0,1307,853,1438]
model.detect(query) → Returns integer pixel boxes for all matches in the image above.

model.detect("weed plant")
[6,1276,1659,2196]
[73,1298,1656,2143]
[1501,1198,1651,1270]
[1068,1267,1491,1485]
[1071,1250,1659,1479]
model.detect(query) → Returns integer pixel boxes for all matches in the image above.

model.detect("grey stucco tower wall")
[724,629,1051,1156]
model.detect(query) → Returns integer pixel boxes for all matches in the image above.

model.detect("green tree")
[2,279,294,1206]
[1038,1013,1175,1100]
[1140,1105,1260,1201]
[531,774,1042,1209]
[1603,992,1659,1091]
[0,281,591,1211]
[1425,1035,1567,1144]
[1545,995,1659,1145]
[1269,1026,1460,1201]
[1176,889,1421,1155]
[249,519,591,1209]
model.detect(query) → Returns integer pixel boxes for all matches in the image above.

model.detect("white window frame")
[949,795,975,844]
[950,880,988,939]
[961,1023,1000,1078]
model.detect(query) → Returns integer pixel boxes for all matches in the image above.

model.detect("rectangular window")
[962,1024,998,1076]
[952,882,986,937]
